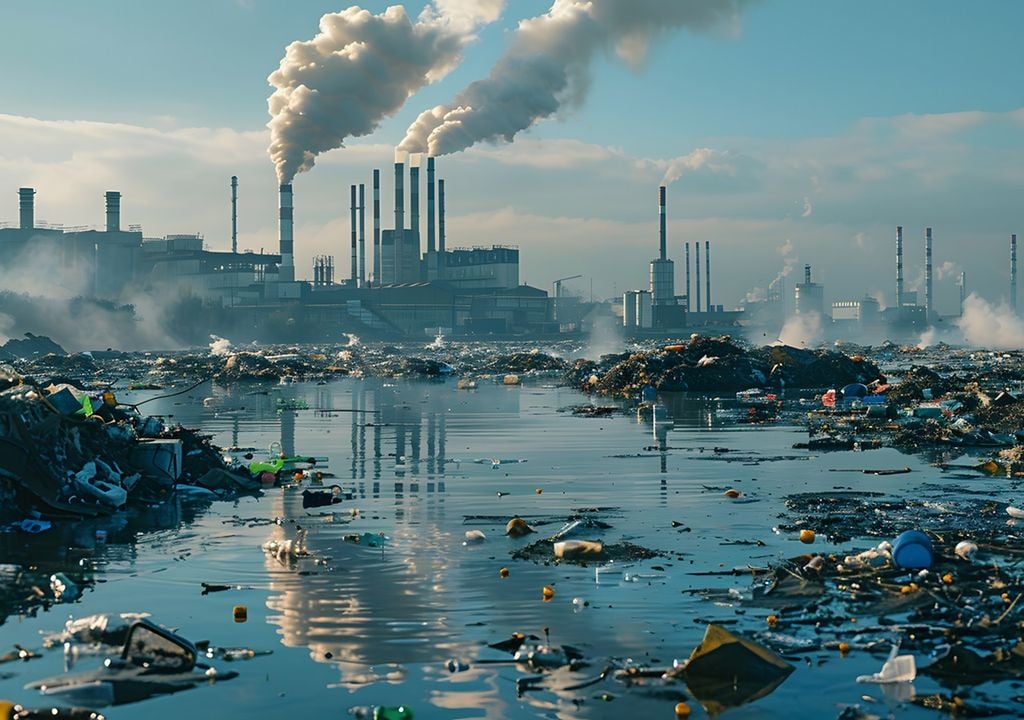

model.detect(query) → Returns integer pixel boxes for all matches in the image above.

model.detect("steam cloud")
[399,0,750,156]
[267,1,504,184]
[956,293,1024,350]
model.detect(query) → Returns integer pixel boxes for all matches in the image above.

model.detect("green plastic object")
[374,707,413,720]
[76,395,94,416]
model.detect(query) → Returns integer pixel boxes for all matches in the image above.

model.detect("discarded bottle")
[373,706,414,720]
[553,540,603,559]
[891,530,934,569]
[856,645,916,684]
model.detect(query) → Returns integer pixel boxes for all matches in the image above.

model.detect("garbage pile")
[565,336,882,398]
[0,369,238,519]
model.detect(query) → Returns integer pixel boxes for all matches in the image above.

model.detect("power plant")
[0,170,1018,343]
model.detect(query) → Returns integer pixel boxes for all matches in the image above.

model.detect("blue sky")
[2,0,1023,320]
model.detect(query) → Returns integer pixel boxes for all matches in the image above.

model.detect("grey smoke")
[399,0,750,156]
[267,1,504,184]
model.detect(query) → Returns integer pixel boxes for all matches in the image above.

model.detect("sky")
[2,0,1023,315]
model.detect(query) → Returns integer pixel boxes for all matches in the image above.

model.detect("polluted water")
[4,338,1024,717]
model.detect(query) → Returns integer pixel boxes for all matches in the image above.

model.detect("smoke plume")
[267,1,504,184]
[399,0,750,156]
[956,293,1024,350]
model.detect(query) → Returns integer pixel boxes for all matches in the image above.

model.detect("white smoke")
[0,311,13,344]
[267,1,504,183]
[778,312,823,347]
[801,196,813,217]
[209,335,233,356]
[935,259,960,281]
[956,293,1024,350]
[660,148,737,186]
[399,0,750,156]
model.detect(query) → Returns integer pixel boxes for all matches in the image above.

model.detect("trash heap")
[0,369,234,518]
[696,488,1024,716]
[565,336,882,398]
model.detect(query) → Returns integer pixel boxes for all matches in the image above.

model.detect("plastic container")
[891,530,934,569]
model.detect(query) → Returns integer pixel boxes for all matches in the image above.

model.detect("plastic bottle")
[373,706,414,720]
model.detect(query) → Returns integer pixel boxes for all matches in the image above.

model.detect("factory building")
[793,264,824,317]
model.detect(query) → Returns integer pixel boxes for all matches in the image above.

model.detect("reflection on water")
[0,376,980,718]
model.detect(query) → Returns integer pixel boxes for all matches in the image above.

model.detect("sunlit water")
[0,376,1010,718]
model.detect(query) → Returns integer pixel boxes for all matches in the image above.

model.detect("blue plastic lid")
[892,530,934,569]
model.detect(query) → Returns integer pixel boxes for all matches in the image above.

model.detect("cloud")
[801,196,813,217]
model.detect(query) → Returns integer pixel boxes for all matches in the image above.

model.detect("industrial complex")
[1,168,1018,344]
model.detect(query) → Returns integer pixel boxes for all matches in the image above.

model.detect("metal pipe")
[105,191,121,233]
[895,225,903,309]
[695,242,701,313]
[427,157,436,254]
[372,169,380,286]
[230,176,238,254]
[18,187,34,230]
[658,185,666,261]
[684,242,691,312]
[350,184,357,284]
[358,183,365,287]
[925,227,933,319]
[705,239,711,312]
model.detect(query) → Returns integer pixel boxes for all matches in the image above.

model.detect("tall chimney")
[410,158,420,253]
[372,169,380,286]
[695,242,702,313]
[426,157,436,253]
[704,239,711,311]
[1012,233,1018,313]
[358,183,365,287]
[959,271,966,316]
[230,176,238,254]
[278,184,294,282]
[394,162,404,233]
[895,225,904,309]
[658,185,666,261]
[925,227,933,319]
[438,179,446,274]
[350,184,357,284]
[804,263,811,285]
[105,191,121,232]
[684,242,691,312]
[18,187,34,230]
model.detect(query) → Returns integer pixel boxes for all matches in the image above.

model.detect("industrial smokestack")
[1012,234,1018,313]
[684,242,691,312]
[105,191,121,232]
[695,242,701,313]
[230,176,238,254]
[410,158,420,252]
[372,169,380,286]
[358,183,365,287]
[278,184,294,282]
[959,271,966,316]
[925,227,933,319]
[394,162,404,233]
[704,239,711,312]
[804,264,811,285]
[18,187,34,230]
[658,185,666,261]
[426,157,436,253]
[350,184,357,284]
[438,178,446,272]
[895,226,903,309]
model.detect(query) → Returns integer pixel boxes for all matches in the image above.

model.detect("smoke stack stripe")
[394,163,404,233]
[230,176,238,254]
[358,184,365,287]
[705,239,711,312]
[426,157,436,254]
[895,225,903,309]
[410,161,420,255]
[278,184,294,282]
[684,242,691,312]
[105,191,121,233]
[372,170,380,286]
[925,227,933,320]
[695,242,701,313]
[350,185,357,283]
[18,187,34,230]
[658,186,666,261]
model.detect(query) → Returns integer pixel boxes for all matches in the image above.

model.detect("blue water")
[0,375,1012,718]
